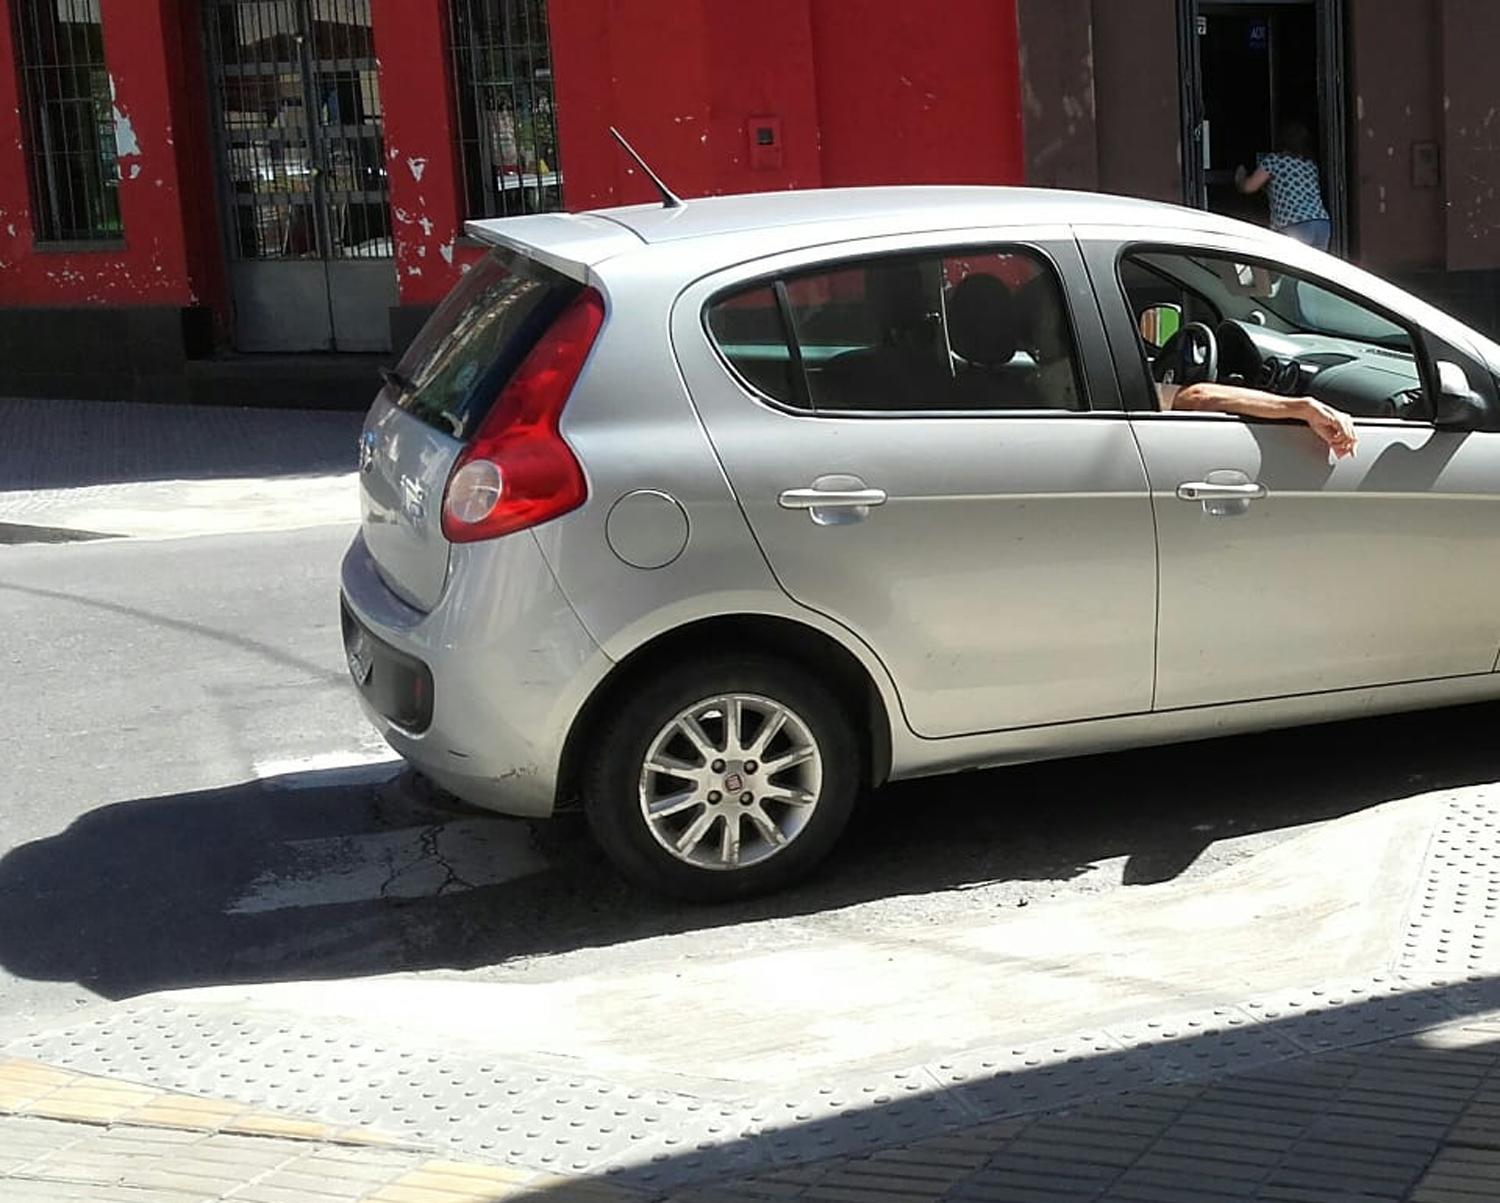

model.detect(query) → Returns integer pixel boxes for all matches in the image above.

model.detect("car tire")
[582,654,862,901]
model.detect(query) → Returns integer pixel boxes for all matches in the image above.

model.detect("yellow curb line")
[0,1056,412,1150]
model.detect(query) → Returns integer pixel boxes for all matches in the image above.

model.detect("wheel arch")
[555,613,893,811]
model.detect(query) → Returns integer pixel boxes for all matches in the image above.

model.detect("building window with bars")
[449,0,562,219]
[206,0,392,264]
[11,0,124,243]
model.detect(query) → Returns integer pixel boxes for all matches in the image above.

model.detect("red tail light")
[441,287,604,543]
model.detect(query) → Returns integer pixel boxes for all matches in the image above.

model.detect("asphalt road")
[4,524,1499,1039]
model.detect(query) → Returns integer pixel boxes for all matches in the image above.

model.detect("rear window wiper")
[379,365,415,397]
[379,366,465,438]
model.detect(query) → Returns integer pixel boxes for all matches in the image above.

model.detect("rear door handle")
[1176,481,1267,502]
[779,478,887,526]
[778,488,888,510]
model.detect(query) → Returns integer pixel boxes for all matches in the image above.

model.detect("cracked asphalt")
[4,522,1499,1039]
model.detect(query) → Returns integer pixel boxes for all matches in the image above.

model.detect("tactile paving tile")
[1105,1005,1302,1082]
[741,1066,974,1163]
[598,1129,782,1193]
[920,1030,1156,1121]
[611,1089,967,1195]
[1236,977,1460,1054]
[433,1078,759,1182]
[4,1004,756,1182]
[1400,793,1500,981]
[1442,978,1500,1019]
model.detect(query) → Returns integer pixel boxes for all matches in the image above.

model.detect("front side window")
[706,246,1086,415]
[448,0,561,219]
[11,0,123,242]
[1120,248,1430,421]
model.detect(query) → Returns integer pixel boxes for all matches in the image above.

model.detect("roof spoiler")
[463,212,643,282]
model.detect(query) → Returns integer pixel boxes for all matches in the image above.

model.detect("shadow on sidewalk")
[0,701,1496,1002]
[502,975,1500,1201]
[0,397,363,490]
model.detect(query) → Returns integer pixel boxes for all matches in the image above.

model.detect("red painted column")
[371,0,468,306]
[0,0,204,307]
[0,1,34,287]
[159,0,229,325]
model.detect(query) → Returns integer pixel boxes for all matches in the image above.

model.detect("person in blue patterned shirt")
[1234,120,1332,251]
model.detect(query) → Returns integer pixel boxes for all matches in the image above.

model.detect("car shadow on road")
[0,700,1495,1001]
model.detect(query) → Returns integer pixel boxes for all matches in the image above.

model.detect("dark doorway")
[1180,0,1346,249]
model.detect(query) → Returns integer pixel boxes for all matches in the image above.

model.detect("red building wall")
[810,0,1025,188]
[549,0,1024,208]
[0,0,1025,319]
[370,0,1024,311]
[704,0,824,197]
[0,0,220,313]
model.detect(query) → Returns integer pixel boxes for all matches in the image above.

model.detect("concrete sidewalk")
[0,474,360,541]
[0,397,362,541]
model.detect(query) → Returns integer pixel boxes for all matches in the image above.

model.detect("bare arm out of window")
[1159,381,1357,458]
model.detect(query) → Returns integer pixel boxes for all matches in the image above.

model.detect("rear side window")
[704,286,796,403]
[705,245,1085,415]
[394,250,581,439]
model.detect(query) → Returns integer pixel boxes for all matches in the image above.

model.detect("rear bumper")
[338,530,610,817]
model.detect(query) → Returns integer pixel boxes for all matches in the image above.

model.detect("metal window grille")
[205,0,392,262]
[449,0,562,219]
[11,0,124,243]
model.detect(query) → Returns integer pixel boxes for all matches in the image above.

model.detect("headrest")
[946,274,1019,367]
[865,260,929,336]
[1014,272,1068,358]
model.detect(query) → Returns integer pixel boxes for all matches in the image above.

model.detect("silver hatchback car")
[341,186,1500,900]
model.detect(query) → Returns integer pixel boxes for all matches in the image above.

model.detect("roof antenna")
[609,127,684,209]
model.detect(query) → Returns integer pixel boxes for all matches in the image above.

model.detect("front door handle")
[1177,475,1267,518]
[1176,481,1268,502]
[778,488,888,510]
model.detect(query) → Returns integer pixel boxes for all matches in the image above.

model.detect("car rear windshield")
[391,249,582,440]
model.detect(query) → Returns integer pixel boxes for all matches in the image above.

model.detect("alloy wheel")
[637,693,824,871]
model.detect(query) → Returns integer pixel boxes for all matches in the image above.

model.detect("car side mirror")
[1139,303,1182,348]
[1434,359,1487,430]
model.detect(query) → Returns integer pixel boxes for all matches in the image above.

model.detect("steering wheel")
[1152,321,1219,386]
